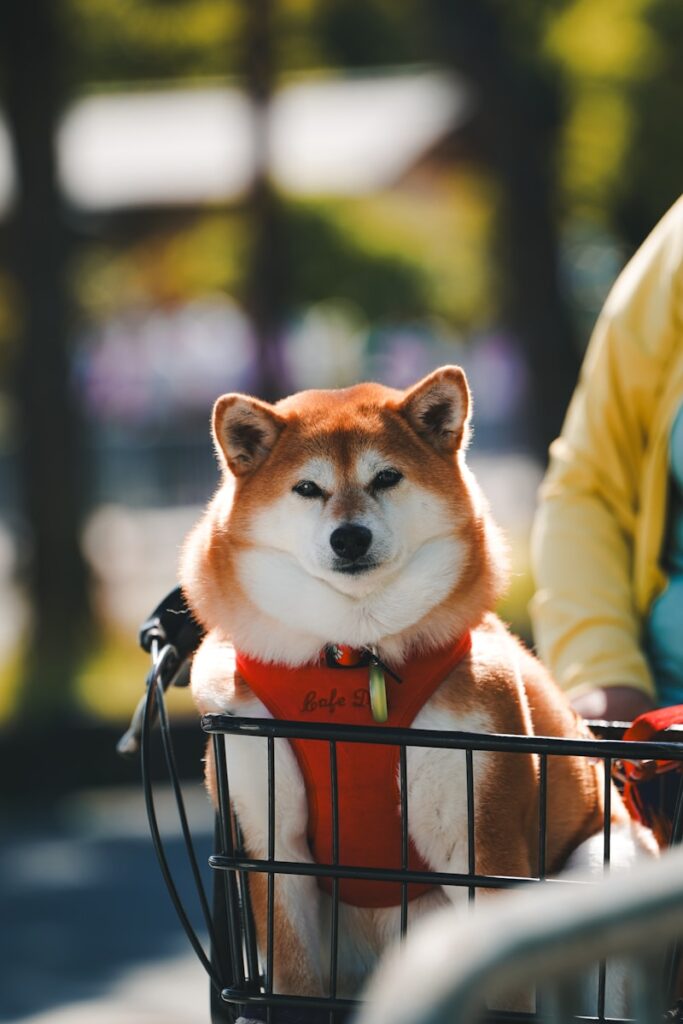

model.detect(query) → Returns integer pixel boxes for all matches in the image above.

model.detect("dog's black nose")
[330,524,372,561]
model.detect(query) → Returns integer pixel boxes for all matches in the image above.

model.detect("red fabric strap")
[235,632,472,907]
[622,705,683,743]
[621,705,683,779]
[619,705,683,845]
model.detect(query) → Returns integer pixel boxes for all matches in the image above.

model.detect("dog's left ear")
[398,366,471,454]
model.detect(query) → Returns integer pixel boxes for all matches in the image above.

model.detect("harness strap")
[620,705,683,846]
[235,632,472,907]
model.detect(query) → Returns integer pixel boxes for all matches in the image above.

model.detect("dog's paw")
[190,632,237,714]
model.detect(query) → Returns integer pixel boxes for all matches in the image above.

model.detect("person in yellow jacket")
[530,195,683,720]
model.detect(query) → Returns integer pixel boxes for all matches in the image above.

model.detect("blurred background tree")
[0,0,681,729]
[3,0,91,721]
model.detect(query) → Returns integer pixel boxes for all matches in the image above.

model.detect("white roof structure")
[0,70,469,213]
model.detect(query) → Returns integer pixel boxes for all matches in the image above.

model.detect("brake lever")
[117,586,205,758]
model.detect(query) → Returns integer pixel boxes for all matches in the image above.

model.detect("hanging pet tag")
[369,660,388,723]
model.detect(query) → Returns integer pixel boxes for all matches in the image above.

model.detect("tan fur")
[246,871,323,996]
[181,367,657,999]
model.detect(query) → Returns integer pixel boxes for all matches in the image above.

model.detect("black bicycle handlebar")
[117,585,205,758]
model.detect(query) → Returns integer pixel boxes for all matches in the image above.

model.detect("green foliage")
[72,214,246,319]
[283,202,430,320]
[615,0,683,243]
[62,0,243,86]
[75,626,178,721]
[0,641,22,724]
[544,0,679,239]
[291,178,493,326]
[305,0,431,70]
[62,0,432,84]
[73,175,492,331]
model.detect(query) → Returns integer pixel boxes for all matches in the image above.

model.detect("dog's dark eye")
[293,480,324,499]
[372,468,403,491]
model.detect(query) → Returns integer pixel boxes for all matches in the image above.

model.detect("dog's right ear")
[212,394,286,476]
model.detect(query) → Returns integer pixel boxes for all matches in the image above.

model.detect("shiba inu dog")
[181,366,657,1007]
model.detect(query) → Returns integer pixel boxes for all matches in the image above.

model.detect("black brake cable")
[140,641,223,990]
[154,650,227,976]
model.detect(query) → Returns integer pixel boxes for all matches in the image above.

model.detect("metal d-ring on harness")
[325,643,403,723]
[116,588,227,994]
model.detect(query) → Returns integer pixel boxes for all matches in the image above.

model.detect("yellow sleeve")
[530,197,683,700]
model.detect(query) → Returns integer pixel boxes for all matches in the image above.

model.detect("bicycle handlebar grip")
[139,585,205,664]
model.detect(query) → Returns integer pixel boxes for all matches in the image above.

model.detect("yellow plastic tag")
[369,662,388,723]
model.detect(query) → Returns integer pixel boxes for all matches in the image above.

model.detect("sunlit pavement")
[0,786,215,1024]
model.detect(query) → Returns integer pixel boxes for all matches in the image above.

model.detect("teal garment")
[646,402,683,706]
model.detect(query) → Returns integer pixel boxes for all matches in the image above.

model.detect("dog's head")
[182,366,508,662]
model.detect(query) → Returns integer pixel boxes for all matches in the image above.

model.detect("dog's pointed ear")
[398,366,471,453]
[212,394,286,476]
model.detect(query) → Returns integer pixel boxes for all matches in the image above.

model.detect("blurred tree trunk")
[241,0,289,402]
[429,0,580,460]
[3,0,92,721]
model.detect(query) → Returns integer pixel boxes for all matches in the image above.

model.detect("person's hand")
[571,685,656,723]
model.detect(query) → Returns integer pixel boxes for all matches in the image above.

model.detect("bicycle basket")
[124,587,683,1024]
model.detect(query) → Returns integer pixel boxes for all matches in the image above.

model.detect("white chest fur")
[234,534,465,663]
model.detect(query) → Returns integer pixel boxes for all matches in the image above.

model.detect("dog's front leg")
[193,636,326,994]
[245,845,325,997]
[224,732,326,997]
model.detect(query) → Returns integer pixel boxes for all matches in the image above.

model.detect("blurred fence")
[0,435,220,516]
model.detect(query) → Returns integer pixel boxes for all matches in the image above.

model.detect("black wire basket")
[123,587,683,1024]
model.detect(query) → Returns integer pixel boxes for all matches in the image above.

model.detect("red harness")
[235,632,472,908]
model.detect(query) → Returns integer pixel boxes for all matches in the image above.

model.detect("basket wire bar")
[535,755,547,1022]
[399,745,409,934]
[665,766,683,1003]
[211,733,247,995]
[208,853,583,890]
[671,771,683,846]
[602,758,612,868]
[203,714,683,760]
[596,758,612,1021]
[233,816,261,988]
[665,771,683,1002]
[267,736,276,861]
[266,734,275,1002]
[210,827,237,1023]
[329,739,340,1000]
[466,747,476,904]
[538,754,548,880]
